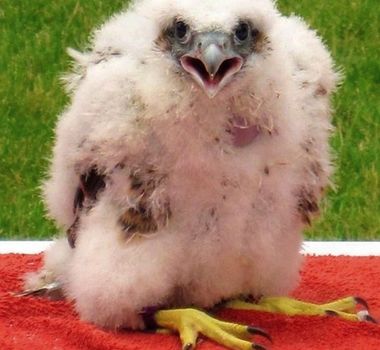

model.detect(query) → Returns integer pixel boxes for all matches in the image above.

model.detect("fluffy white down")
[28,0,339,330]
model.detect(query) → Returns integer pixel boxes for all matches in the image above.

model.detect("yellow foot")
[153,308,271,350]
[225,296,377,323]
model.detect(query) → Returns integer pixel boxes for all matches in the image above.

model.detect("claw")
[364,314,378,324]
[13,281,62,299]
[247,326,272,343]
[356,310,378,324]
[183,344,193,350]
[354,296,369,310]
[253,344,267,350]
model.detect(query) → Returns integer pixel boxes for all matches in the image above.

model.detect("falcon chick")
[23,0,372,349]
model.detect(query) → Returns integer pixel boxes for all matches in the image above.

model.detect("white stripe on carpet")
[0,241,380,256]
[0,241,52,254]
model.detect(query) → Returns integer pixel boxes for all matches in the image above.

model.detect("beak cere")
[180,35,243,98]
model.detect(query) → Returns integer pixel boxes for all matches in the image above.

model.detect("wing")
[44,34,140,234]
[44,12,174,246]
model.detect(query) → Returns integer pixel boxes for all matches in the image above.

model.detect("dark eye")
[175,21,189,41]
[234,22,250,42]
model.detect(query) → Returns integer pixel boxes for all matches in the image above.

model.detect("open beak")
[180,32,243,98]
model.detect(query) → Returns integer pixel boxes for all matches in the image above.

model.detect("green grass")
[0,0,379,240]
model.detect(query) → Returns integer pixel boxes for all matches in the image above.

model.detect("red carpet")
[0,254,379,350]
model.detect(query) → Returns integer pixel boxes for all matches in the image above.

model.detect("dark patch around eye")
[251,28,260,39]
[231,20,266,57]
[155,19,190,55]
[252,31,268,53]
[155,30,172,51]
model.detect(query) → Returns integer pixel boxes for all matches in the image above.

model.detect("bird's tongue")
[231,116,260,147]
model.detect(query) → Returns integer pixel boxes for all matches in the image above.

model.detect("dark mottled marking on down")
[314,84,327,97]
[310,160,323,178]
[80,168,106,201]
[93,47,122,65]
[155,31,172,51]
[67,167,106,248]
[301,137,316,155]
[252,32,270,54]
[119,205,158,234]
[67,217,79,249]
[129,172,144,190]
[119,169,171,236]
[297,187,319,225]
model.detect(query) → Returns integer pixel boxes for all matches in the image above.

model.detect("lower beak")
[180,33,243,98]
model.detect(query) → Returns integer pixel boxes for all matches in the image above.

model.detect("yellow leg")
[225,296,377,323]
[154,308,271,350]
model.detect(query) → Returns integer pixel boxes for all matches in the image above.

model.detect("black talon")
[325,310,338,317]
[14,282,63,300]
[252,344,267,350]
[364,315,378,324]
[183,343,193,350]
[354,296,369,310]
[247,326,272,343]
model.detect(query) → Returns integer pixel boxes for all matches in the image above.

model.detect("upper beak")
[180,32,243,98]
